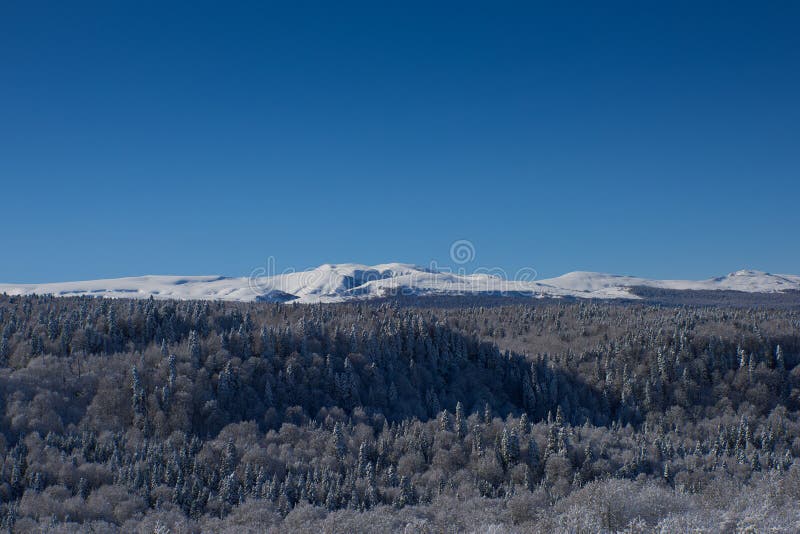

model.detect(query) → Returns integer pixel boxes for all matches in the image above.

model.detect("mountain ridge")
[1,264,799,303]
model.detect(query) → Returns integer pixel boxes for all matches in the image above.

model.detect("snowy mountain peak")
[727,269,768,277]
[1,265,799,303]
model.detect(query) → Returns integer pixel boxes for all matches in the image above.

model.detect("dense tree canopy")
[0,294,798,531]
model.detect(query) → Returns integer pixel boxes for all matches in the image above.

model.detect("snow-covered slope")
[534,270,800,294]
[1,265,799,304]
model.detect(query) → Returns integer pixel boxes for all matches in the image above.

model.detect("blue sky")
[1,1,798,282]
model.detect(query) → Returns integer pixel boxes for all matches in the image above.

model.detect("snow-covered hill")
[1,265,799,303]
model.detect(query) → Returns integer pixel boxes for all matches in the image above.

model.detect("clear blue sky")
[1,1,798,282]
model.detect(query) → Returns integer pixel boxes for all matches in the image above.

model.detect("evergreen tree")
[332,423,347,458]
[454,401,467,438]
[131,366,145,416]
[189,330,201,367]
[500,428,520,466]
[0,335,9,365]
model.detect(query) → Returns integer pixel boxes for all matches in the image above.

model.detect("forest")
[0,294,798,532]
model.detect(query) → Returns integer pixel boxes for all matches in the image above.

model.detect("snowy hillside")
[1,264,799,304]
[534,269,800,294]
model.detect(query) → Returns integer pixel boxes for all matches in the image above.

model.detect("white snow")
[534,270,800,294]
[1,265,798,304]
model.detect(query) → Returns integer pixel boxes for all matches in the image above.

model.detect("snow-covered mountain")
[1,265,799,304]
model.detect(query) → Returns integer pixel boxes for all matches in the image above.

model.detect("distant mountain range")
[2,264,799,304]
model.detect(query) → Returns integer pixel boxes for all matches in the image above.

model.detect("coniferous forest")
[0,294,799,532]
